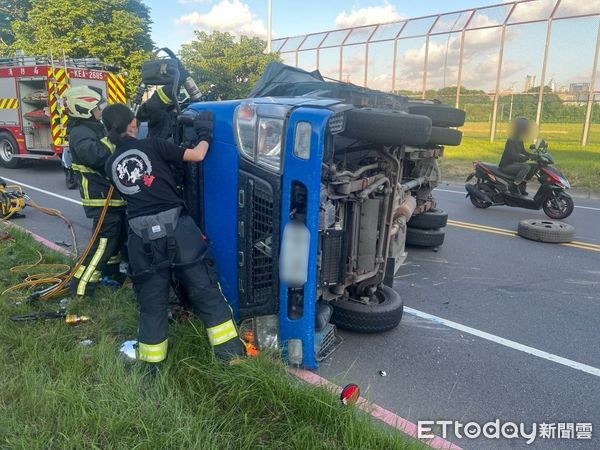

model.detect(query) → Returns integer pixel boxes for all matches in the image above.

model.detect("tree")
[180,31,280,100]
[0,0,32,46]
[4,0,154,98]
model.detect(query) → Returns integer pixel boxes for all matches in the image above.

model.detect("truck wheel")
[407,103,466,127]
[517,219,575,243]
[331,285,403,333]
[0,132,22,169]
[428,127,462,146]
[342,108,432,146]
[406,227,445,247]
[408,208,448,229]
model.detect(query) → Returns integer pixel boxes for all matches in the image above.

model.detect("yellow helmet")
[64,85,105,119]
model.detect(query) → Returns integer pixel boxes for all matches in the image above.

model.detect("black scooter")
[465,139,574,219]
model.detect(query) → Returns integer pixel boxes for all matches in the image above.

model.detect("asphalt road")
[2,161,599,449]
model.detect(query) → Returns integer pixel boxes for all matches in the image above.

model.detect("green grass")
[441,122,600,191]
[0,227,415,449]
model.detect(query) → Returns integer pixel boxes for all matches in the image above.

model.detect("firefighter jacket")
[67,118,126,217]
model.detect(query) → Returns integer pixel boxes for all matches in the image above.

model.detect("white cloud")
[176,0,267,38]
[335,2,403,28]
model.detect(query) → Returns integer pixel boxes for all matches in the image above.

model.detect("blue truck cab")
[173,63,464,369]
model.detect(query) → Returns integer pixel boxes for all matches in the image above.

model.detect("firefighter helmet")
[64,85,105,119]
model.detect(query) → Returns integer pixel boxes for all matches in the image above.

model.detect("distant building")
[524,75,536,92]
[570,83,590,103]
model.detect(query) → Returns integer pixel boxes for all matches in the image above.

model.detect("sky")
[144,0,600,92]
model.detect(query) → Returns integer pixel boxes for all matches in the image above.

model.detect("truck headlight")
[257,117,283,171]
[234,103,257,160]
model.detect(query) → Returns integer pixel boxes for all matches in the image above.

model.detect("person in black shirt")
[499,116,536,195]
[102,103,245,364]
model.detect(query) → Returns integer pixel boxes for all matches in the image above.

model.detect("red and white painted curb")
[4,221,70,256]
[289,368,462,450]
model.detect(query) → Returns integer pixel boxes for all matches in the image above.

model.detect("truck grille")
[238,170,280,317]
[250,183,274,305]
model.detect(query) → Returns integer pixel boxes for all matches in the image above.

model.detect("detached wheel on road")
[342,108,432,146]
[406,227,445,247]
[331,285,403,333]
[0,132,22,169]
[408,208,448,229]
[517,219,575,243]
[427,127,463,146]
[406,103,466,127]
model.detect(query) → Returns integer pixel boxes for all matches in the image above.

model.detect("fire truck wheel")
[330,285,403,333]
[0,132,22,169]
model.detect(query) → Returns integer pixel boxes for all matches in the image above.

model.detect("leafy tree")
[0,0,32,46]
[180,31,280,100]
[4,0,153,98]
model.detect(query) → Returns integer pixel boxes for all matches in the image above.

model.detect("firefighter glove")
[193,110,214,145]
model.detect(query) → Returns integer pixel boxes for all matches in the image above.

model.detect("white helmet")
[64,85,105,119]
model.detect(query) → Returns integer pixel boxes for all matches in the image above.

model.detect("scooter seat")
[479,163,513,180]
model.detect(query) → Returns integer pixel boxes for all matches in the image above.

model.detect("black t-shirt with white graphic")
[105,136,186,219]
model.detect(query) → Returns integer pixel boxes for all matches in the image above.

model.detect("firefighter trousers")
[128,214,245,363]
[72,209,127,296]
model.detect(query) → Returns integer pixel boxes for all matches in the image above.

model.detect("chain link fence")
[271,0,600,147]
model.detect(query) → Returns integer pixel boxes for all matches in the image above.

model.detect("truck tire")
[406,227,445,247]
[0,132,22,169]
[428,127,462,146]
[331,285,403,333]
[408,208,448,229]
[342,108,432,146]
[407,103,466,127]
[517,219,575,243]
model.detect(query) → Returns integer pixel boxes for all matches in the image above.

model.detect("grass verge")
[441,123,600,191]
[0,226,415,449]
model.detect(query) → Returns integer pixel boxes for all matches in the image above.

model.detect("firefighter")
[102,103,246,363]
[136,84,177,139]
[63,85,127,296]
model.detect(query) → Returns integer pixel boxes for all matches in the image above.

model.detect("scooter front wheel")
[543,192,574,219]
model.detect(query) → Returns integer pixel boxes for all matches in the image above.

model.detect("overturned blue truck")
[140,55,465,369]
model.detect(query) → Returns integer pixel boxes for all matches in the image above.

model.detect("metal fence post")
[536,1,561,126]
[582,20,600,146]
[391,39,398,92]
[422,17,440,99]
[455,11,476,108]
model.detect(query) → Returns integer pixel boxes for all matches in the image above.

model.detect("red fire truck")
[0,55,126,177]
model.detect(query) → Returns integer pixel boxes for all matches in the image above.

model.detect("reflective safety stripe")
[81,175,90,200]
[81,198,127,207]
[77,238,107,295]
[71,163,99,175]
[156,86,171,104]
[107,254,121,265]
[137,339,168,363]
[100,137,116,153]
[206,319,239,346]
[73,265,86,279]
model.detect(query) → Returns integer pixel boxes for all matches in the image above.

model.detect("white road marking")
[436,187,600,211]
[0,176,83,206]
[404,307,600,378]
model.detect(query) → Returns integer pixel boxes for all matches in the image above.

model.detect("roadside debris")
[340,383,360,406]
[378,370,387,377]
